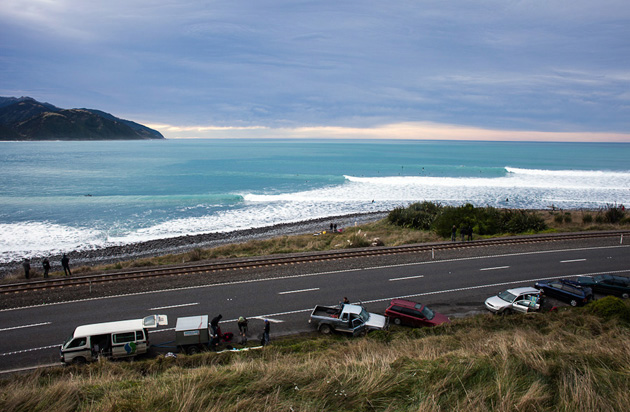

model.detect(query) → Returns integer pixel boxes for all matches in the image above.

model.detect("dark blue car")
[535,279,593,307]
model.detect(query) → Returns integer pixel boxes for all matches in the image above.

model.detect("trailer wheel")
[319,324,332,335]
[187,346,200,355]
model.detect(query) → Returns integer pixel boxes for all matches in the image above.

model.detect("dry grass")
[2,306,630,411]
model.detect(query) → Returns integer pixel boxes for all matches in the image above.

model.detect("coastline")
[0,211,389,277]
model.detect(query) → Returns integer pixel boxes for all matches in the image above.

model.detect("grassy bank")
[2,298,630,411]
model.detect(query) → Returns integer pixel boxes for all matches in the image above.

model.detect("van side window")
[67,338,86,348]
[113,332,136,344]
[136,330,145,340]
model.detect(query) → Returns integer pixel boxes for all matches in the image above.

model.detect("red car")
[385,299,450,327]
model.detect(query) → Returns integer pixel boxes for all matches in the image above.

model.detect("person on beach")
[238,316,248,344]
[261,319,270,346]
[42,257,51,278]
[61,254,71,276]
[451,225,457,241]
[23,258,30,279]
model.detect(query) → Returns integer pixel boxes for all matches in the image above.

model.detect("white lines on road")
[250,317,285,323]
[480,266,510,271]
[389,275,425,281]
[279,288,320,295]
[561,259,587,263]
[2,244,628,313]
[148,302,199,310]
[0,343,60,357]
[0,322,51,332]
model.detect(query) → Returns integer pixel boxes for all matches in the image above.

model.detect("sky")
[1,0,629,141]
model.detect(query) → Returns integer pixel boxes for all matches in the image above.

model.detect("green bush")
[387,201,441,230]
[554,214,564,224]
[582,213,593,224]
[604,204,626,223]
[588,296,630,322]
[563,212,572,223]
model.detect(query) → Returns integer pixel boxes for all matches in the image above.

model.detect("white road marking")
[480,266,510,271]
[561,259,586,263]
[0,322,51,332]
[148,302,198,310]
[6,268,630,361]
[1,245,628,313]
[389,275,425,281]
[278,287,320,295]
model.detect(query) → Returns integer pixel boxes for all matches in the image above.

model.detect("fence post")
[432,248,435,260]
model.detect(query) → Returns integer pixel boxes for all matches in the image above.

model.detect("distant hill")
[0,97,164,140]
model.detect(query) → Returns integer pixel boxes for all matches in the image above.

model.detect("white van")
[60,314,168,364]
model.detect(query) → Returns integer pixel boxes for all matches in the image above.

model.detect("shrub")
[604,204,626,223]
[387,201,442,230]
[344,234,371,248]
[588,296,630,322]
[582,213,593,224]
[554,214,564,224]
[563,212,572,223]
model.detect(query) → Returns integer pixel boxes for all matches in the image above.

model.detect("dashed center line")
[560,259,587,263]
[0,322,51,332]
[278,287,320,295]
[479,266,510,271]
[389,275,425,281]
[148,302,199,310]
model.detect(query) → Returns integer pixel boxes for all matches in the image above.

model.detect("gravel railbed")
[0,235,622,311]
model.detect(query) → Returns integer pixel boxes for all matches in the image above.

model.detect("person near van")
[261,319,270,346]
[42,257,51,278]
[238,316,248,344]
[61,254,71,276]
[210,314,222,349]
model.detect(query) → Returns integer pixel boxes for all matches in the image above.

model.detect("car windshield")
[498,290,517,303]
[359,308,370,323]
[420,305,435,320]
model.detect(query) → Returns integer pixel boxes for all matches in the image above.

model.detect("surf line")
[278,288,320,295]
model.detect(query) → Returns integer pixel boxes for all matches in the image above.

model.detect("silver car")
[484,287,542,314]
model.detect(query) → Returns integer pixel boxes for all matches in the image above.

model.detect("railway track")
[2,231,628,295]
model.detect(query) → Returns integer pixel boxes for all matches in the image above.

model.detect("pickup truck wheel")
[622,293,629,299]
[393,318,402,326]
[319,324,332,335]
[570,299,578,307]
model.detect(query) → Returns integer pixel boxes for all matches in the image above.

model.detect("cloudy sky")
[1,0,629,141]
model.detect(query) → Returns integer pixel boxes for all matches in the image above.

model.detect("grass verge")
[2,300,630,411]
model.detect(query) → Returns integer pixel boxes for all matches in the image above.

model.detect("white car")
[484,287,542,314]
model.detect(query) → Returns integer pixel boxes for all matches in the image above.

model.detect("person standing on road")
[42,257,51,278]
[238,316,249,344]
[261,319,270,346]
[61,254,71,276]
[23,258,31,279]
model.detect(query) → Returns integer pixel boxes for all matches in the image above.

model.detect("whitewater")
[1,139,628,263]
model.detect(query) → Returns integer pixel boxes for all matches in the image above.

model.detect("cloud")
[149,121,630,142]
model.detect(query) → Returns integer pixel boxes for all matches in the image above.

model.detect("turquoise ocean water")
[1,139,629,262]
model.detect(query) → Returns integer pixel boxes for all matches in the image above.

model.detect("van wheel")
[622,293,629,299]
[187,346,200,355]
[319,324,332,335]
[393,318,402,326]
[72,357,86,365]
[570,299,578,307]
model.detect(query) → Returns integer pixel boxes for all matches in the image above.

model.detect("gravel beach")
[0,211,389,277]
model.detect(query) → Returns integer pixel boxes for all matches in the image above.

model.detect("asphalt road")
[1,242,629,373]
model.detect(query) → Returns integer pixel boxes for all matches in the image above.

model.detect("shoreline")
[0,211,389,276]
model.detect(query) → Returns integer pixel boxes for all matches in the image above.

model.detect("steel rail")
[2,230,628,294]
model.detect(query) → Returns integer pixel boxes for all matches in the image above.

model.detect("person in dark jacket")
[42,257,51,278]
[262,319,270,346]
[23,259,31,279]
[61,254,71,276]
[210,314,223,349]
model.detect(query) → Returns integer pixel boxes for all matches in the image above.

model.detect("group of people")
[451,225,473,242]
[22,254,72,279]
[210,314,271,349]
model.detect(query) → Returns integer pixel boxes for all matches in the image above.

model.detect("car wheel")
[72,356,86,365]
[570,299,578,307]
[319,324,332,335]
[622,293,629,299]
[500,309,512,316]
[393,318,402,326]
[187,346,200,355]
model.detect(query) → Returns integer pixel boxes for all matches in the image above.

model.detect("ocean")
[1,139,628,263]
